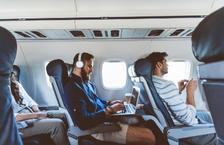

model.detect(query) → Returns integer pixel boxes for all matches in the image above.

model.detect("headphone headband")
[78,53,82,62]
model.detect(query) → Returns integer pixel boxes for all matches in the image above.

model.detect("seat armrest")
[19,132,24,139]
[166,123,215,140]
[39,106,59,111]
[142,115,164,132]
[67,122,121,139]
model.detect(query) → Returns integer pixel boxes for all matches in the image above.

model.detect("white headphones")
[76,53,84,68]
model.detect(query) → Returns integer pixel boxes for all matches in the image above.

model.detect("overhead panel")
[12,28,193,40]
[122,29,148,38]
[39,30,71,39]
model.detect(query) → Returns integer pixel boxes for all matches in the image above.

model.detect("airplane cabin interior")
[0,0,224,145]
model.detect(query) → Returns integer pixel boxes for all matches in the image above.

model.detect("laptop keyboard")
[123,104,135,113]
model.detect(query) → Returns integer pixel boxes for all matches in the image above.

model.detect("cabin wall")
[14,39,206,109]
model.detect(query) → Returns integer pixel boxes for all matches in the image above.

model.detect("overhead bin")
[75,0,213,17]
[0,21,75,30]
[75,18,203,29]
[0,0,223,31]
[0,0,76,19]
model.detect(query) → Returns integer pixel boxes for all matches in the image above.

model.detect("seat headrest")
[46,59,68,85]
[0,26,17,78]
[128,65,136,77]
[134,58,152,77]
[192,7,224,63]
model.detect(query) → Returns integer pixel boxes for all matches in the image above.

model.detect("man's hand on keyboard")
[110,102,124,113]
[109,100,124,105]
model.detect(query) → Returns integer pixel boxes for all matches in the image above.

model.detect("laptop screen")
[130,87,140,106]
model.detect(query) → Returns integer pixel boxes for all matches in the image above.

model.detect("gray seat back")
[128,65,167,127]
[133,59,175,127]
[192,7,224,143]
[46,59,68,108]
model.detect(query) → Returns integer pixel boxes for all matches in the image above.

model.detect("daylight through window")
[164,61,191,86]
[102,61,127,89]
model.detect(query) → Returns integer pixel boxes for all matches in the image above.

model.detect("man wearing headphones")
[64,52,156,145]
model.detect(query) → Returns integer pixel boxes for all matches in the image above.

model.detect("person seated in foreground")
[10,72,70,145]
[0,26,23,145]
[63,52,165,145]
[146,52,219,145]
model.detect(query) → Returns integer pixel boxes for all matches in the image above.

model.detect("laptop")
[113,86,140,116]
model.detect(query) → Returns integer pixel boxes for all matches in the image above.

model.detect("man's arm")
[15,112,47,121]
[186,80,197,107]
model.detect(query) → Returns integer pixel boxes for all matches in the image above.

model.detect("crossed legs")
[126,125,155,145]
[20,118,70,145]
[92,123,155,145]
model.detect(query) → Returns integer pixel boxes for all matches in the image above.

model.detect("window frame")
[101,59,127,90]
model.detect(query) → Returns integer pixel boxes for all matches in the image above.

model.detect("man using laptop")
[64,52,157,145]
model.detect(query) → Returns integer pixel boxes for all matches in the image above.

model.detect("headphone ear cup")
[76,61,84,68]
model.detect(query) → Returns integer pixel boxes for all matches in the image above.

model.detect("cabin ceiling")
[0,0,223,40]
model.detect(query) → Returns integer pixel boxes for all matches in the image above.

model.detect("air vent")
[31,31,46,38]
[93,30,103,37]
[25,32,37,38]
[111,30,119,37]
[187,32,192,36]
[148,29,164,36]
[170,29,185,36]
[184,29,193,37]
[70,30,86,37]
[14,31,31,38]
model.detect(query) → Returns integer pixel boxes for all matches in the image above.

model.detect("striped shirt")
[152,75,198,125]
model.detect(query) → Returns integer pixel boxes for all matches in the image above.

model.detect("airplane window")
[102,61,127,89]
[164,61,191,86]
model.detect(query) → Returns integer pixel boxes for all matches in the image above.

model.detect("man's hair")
[145,52,168,69]
[73,52,94,67]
